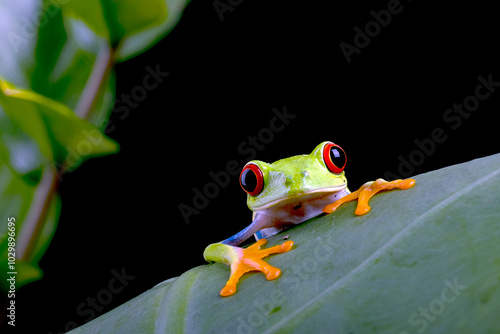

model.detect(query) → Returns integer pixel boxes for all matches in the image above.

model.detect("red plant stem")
[17,168,58,261]
[76,44,115,118]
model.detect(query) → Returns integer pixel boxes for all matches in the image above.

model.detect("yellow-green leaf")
[0,78,119,169]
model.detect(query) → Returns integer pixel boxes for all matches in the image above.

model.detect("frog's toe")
[242,257,282,280]
[221,282,237,297]
[354,204,371,215]
[264,266,282,280]
[354,178,416,215]
[280,240,294,252]
[396,178,416,189]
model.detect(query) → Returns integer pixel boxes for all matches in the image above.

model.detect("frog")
[203,141,415,296]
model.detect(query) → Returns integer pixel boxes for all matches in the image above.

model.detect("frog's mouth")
[252,184,348,211]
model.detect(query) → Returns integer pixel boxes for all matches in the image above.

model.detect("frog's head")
[240,141,348,211]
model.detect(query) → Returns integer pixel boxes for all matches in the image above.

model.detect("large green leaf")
[69,153,500,333]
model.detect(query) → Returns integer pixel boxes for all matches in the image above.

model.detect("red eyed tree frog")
[203,141,415,296]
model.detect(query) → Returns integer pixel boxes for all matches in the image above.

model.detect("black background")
[11,0,500,333]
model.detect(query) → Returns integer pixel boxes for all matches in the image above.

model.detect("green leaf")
[0,156,61,292]
[60,0,189,61]
[105,0,168,42]
[0,2,38,87]
[0,106,46,183]
[69,153,500,333]
[0,78,119,169]
[0,1,114,131]
[61,0,111,40]
[30,2,71,96]
[0,81,53,161]
[30,191,61,264]
[61,0,168,48]
[0,163,44,292]
[115,0,191,61]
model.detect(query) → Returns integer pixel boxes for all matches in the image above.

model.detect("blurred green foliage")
[0,0,188,292]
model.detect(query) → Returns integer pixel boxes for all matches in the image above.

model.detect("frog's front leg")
[204,239,293,296]
[203,214,293,296]
[323,178,416,215]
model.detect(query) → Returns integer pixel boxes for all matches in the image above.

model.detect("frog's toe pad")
[220,284,237,297]
[354,205,371,215]
[265,267,281,280]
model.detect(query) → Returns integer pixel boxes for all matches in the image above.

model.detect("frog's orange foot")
[323,178,415,216]
[220,239,293,297]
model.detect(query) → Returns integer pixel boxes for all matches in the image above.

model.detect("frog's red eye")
[323,142,346,174]
[240,163,264,196]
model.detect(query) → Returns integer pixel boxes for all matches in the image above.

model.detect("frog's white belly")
[254,188,350,239]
